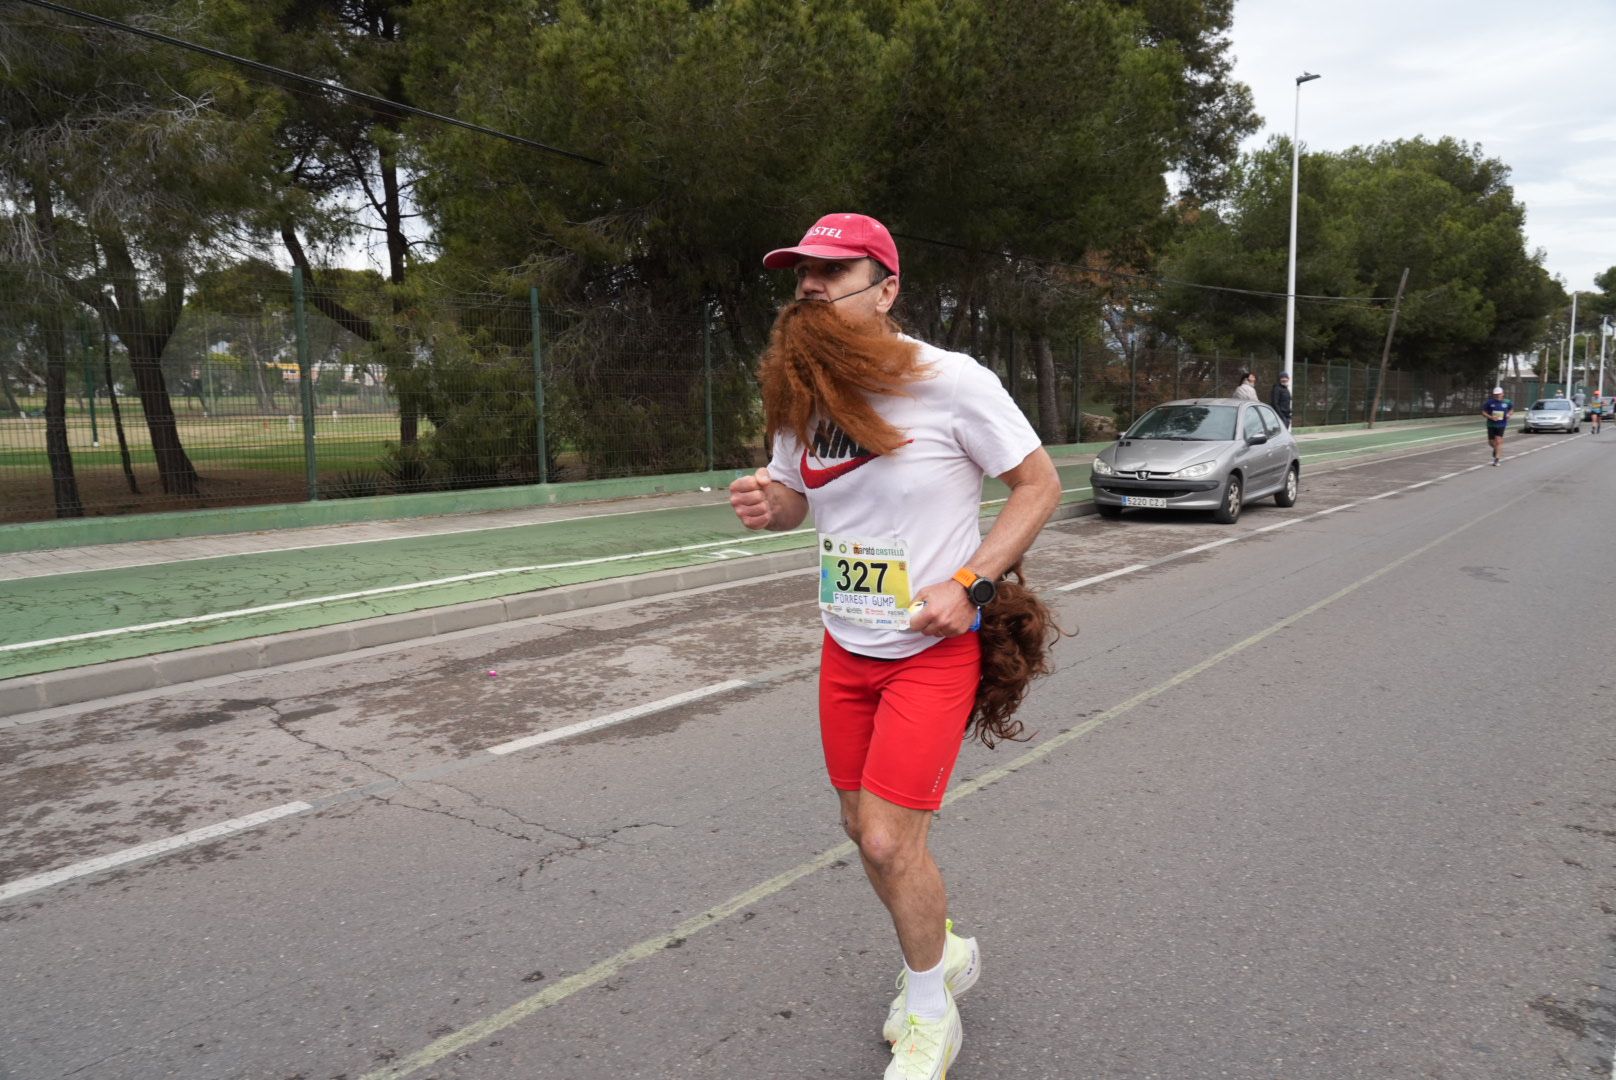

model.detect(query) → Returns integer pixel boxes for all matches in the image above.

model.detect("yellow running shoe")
[884,991,962,1080]
[882,919,980,1045]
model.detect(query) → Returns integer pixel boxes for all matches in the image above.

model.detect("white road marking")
[484,680,750,756]
[2,678,761,902]
[0,802,313,903]
[1051,429,1581,593]
[1181,538,1239,554]
[0,531,815,654]
[1055,565,1149,592]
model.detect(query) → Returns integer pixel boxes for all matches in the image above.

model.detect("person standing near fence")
[1269,372,1293,427]
[727,212,1062,1080]
[1232,370,1259,401]
[1483,386,1512,465]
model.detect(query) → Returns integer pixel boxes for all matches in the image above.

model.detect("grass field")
[0,409,431,522]
[0,412,411,473]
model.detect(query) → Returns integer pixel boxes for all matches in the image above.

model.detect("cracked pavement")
[3,433,1616,1079]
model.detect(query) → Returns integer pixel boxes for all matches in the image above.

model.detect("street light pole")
[1564,291,1578,394]
[1284,72,1321,382]
[1599,315,1610,399]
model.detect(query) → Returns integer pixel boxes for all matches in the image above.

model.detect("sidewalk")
[0,418,1476,716]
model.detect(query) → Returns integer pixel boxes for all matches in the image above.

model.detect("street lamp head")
[1297,72,1321,85]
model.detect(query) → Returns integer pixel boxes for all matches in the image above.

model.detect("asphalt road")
[3,429,1614,1079]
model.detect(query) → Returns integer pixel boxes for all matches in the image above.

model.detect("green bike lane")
[0,418,1477,681]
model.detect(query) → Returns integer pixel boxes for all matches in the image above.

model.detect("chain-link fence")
[0,272,764,523]
[991,338,1495,444]
[1,266,1498,524]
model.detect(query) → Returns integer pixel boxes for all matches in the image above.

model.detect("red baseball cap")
[763,213,900,277]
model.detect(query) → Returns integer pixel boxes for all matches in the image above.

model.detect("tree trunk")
[31,177,83,516]
[1,354,24,416]
[377,124,419,448]
[1031,331,1061,443]
[124,336,198,495]
[101,239,198,496]
[102,326,138,494]
[942,283,973,351]
[43,308,84,517]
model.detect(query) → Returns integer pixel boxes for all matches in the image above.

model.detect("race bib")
[818,534,913,629]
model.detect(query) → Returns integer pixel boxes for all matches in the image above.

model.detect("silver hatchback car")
[1090,399,1300,524]
[1521,398,1580,433]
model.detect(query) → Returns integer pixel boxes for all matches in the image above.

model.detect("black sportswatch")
[952,567,997,606]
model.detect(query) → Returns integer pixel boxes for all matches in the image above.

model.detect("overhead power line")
[18,0,1391,309]
[891,232,1395,307]
[13,0,609,167]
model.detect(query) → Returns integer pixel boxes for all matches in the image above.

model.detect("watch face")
[969,578,996,606]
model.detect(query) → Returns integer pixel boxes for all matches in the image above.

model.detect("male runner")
[1483,386,1512,465]
[728,213,1061,1079]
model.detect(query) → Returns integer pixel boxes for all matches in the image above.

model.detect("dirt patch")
[1,466,312,523]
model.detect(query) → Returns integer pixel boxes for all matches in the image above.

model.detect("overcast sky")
[1228,0,1614,295]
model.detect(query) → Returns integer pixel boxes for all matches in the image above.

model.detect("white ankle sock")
[904,954,948,1021]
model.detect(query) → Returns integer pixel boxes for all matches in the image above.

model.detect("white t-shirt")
[767,335,1042,659]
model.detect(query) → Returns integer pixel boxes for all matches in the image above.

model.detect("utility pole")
[1366,267,1410,428]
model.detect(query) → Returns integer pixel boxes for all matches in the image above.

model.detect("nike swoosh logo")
[800,446,881,488]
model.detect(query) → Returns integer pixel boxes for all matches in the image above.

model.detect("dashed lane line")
[1053,432,1580,593]
[1054,565,1148,593]
[0,802,312,904]
[484,680,750,756]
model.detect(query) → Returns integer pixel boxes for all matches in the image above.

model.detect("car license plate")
[1122,495,1168,508]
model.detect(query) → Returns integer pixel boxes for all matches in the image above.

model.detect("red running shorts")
[818,630,982,811]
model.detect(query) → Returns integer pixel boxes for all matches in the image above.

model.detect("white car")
[1521,399,1580,433]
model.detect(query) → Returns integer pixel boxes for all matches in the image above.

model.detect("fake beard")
[757,299,928,456]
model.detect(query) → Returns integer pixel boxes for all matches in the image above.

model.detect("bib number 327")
[818,534,913,629]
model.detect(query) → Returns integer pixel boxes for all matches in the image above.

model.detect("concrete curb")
[0,500,1099,720]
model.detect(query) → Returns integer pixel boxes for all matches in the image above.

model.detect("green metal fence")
[1,267,1500,524]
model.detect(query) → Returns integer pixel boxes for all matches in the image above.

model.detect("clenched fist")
[729,467,775,530]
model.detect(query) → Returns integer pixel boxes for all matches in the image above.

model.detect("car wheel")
[1095,503,1123,519]
[1274,464,1299,507]
[1212,474,1243,524]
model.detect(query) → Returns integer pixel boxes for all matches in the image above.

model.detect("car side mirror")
[1246,433,1268,446]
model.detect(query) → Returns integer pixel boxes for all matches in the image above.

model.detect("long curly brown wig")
[758,299,930,455]
[971,565,1070,748]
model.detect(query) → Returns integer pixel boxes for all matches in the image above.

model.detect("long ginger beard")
[758,299,929,456]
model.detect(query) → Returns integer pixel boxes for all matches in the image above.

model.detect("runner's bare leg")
[839,788,947,970]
